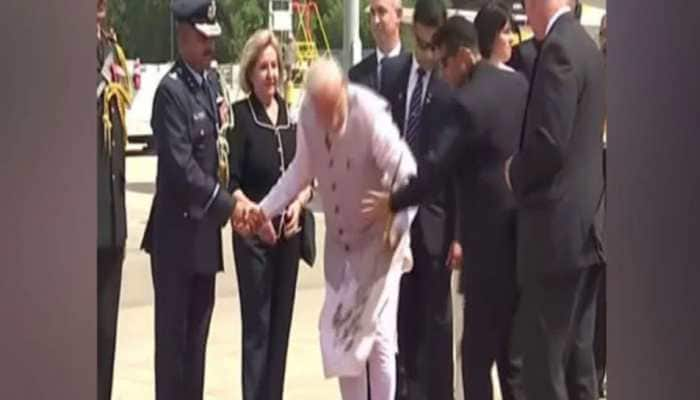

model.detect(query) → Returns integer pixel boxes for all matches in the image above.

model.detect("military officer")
[97,0,132,399]
[140,1,239,399]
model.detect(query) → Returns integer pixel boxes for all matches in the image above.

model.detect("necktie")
[405,68,425,152]
[377,57,386,90]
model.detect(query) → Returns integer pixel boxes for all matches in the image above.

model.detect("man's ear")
[455,47,467,63]
[457,47,474,67]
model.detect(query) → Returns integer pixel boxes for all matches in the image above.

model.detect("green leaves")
[218,0,266,62]
[108,0,173,62]
[107,0,443,63]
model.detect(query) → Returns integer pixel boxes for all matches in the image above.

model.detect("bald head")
[306,57,345,100]
[305,57,348,134]
[369,0,403,54]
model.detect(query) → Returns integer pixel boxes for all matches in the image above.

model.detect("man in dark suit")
[504,0,606,399]
[378,2,456,399]
[140,1,240,399]
[363,15,529,400]
[509,0,580,81]
[97,0,129,399]
[348,0,404,91]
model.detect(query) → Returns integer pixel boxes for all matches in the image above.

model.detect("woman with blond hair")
[227,29,313,400]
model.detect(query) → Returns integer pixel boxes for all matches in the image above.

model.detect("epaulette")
[176,65,200,92]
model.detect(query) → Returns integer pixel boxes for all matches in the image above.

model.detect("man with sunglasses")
[363,15,529,400]
[378,1,458,399]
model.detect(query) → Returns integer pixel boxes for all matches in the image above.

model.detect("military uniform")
[97,23,130,400]
[140,1,235,399]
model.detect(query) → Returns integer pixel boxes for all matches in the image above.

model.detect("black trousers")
[233,233,301,400]
[593,268,606,397]
[98,247,124,400]
[461,269,522,400]
[516,265,603,400]
[396,241,453,400]
[151,257,216,400]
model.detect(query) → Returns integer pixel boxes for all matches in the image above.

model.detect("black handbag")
[300,206,316,267]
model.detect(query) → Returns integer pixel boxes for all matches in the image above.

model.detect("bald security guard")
[141,1,240,399]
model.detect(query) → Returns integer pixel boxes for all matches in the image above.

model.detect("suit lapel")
[416,72,436,144]
[519,13,573,149]
[395,57,412,135]
[368,54,379,91]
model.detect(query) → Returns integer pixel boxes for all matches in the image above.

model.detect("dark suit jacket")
[349,49,405,93]
[391,62,528,287]
[348,52,380,91]
[97,38,127,250]
[141,59,235,275]
[380,53,458,259]
[508,38,539,82]
[510,12,606,276]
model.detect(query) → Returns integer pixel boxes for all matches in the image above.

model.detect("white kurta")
[260,84,417,378]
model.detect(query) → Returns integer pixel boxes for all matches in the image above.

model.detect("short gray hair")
[238,29,284,95]
[304,56,345,99]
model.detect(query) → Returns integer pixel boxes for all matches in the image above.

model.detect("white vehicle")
[125,61,173,153]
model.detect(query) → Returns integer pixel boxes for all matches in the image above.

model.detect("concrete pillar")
[343,0,363,70]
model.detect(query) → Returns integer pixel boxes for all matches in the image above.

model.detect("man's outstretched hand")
[361,190,392,225]
[231,199,277,245]
[231,198,256,237]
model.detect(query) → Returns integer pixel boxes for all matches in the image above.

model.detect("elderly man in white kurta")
[249,57,417,400]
